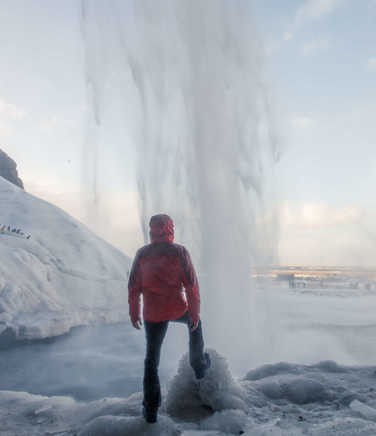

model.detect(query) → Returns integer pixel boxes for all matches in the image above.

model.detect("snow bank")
[166,349,247,419]
[0,177,130,343]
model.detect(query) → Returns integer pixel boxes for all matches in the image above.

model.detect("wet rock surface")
[0,148,24,189]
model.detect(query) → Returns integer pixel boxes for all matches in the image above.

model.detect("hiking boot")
[195,352,211,380]
[143,406,158,423]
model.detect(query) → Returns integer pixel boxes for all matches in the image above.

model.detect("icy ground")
[0,177,130,343]
[3,351,376,435]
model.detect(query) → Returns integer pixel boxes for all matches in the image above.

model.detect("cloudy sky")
[254,0,376,265]
[0,0,375,266]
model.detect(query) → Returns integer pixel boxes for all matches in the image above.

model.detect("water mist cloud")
[80,0,281,370]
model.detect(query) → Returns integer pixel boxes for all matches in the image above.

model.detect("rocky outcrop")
[0,148,24,189]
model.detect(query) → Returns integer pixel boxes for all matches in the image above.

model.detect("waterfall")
[81,0,280,370]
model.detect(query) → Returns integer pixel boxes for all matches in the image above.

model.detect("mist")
[80,0,280,372]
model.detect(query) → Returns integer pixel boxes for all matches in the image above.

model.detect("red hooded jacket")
[128,214,200,324]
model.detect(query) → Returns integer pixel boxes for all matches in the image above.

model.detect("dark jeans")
[143,311,206,411]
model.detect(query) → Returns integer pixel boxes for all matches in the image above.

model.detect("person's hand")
[190,320,199,332]
[132,319,142,330]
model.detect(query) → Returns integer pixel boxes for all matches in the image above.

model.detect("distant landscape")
[253,266,376,289]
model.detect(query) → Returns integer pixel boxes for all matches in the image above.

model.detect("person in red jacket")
[128,214,210,423]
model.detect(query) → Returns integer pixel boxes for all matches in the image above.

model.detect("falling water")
[81,0,280,370]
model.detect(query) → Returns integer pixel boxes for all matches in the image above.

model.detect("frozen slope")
[0,177,130,342]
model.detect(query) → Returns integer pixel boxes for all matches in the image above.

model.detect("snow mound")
[78,415,180,436]
[245,362,298,381]
[311,360,347,373]
[254,376,332,404]
[245,361,347,382]
[245,361,349,405]
[0,177,130,343]
[166,349,247,419]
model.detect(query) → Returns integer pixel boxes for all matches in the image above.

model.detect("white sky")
[0,0,375,266]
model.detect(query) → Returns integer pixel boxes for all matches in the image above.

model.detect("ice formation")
[166,349,247,419]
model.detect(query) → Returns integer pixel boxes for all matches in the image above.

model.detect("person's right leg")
[143,320,169,421]
[174,312,210,379]
[189,320,210,379]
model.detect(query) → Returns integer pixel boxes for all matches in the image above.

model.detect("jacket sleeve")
[128,250,142,323]
[181,247,200,323]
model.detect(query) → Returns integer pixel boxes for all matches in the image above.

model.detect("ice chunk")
[350,400,376,421]
[166,349,247,419]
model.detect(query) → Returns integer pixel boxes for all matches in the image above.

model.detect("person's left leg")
[143,319,169,421]
[174,312,210,379]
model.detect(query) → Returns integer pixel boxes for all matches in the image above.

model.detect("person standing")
[128,214,210,423]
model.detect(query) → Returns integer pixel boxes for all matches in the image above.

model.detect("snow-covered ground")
[0,177,130,343]
[3,351,376,435]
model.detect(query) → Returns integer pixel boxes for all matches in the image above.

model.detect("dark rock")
[0,148,24,189]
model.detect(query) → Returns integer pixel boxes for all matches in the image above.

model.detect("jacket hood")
[149,214,174,243]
